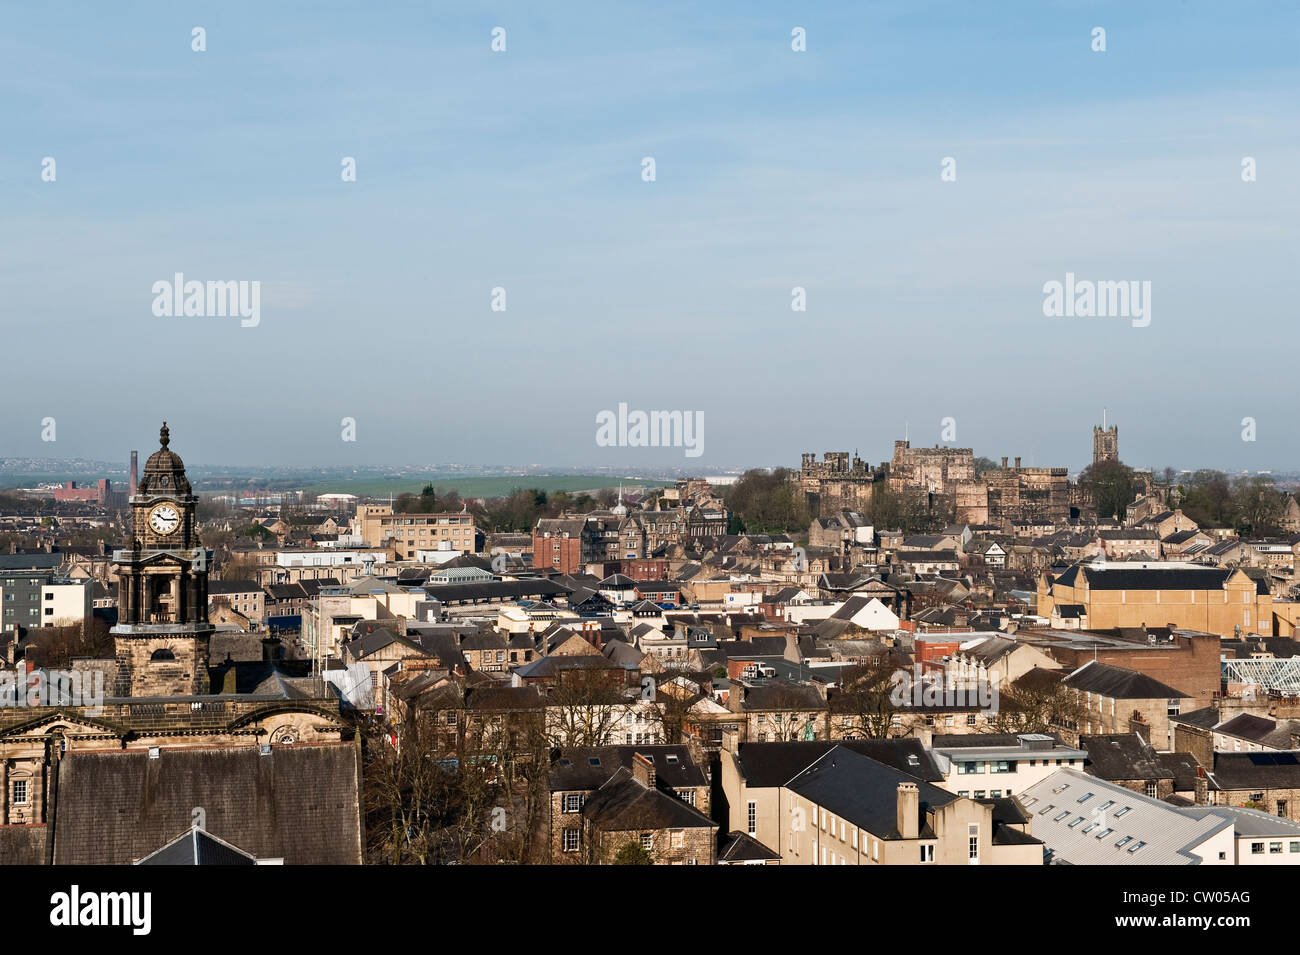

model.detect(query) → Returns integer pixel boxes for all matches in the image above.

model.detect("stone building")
[798,452,881,517]
[0,425,349,855]
[887,441,974,495]
[1094,422,1119,465]
[955,456,1070,526]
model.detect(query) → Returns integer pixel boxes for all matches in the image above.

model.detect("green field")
[302,475,664,498]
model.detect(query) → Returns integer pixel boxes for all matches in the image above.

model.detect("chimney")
[721,725,740,754]
[632,751,656,789]
[129,450,139,497]
[1001,457,1008,469]
[897,782,920,840]
[1014,457,1021,469]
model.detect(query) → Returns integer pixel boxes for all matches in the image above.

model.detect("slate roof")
[1209,751,1300,791]
[733,739,944,788]
[786,746,958,838]
[1064,661,1189,700]
[136,826,259,865]
[581,767,717,832]
[718,830,782,862]
[0,825,48,865]
[1215,713,1285,743]
[550,745,707,792]
[51,743,362,865]
[1080,734,1174,782]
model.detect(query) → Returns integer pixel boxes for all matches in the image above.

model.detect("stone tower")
[111,423,212,697]
[1093,423,1119,466]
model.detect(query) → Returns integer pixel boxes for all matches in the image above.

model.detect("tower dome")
[136,421,193,496]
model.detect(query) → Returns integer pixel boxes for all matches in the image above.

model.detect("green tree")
[612,841,653,865]
[1081,460,1136,521]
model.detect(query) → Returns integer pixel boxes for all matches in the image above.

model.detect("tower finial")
[159,421,170,449]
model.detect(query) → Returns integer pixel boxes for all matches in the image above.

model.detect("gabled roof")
[1064,661,1189,700]
[718,830,782,862]
[581,767,716,832]
[786,746,958,838]
[51,743,362,865]
[550,745,708,792]
[1079,734,1174,782]
[1209,751,1300,791]
[136,826,259,865]
[734,739,943,788]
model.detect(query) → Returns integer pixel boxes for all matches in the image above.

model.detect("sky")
[2,1,1298,473]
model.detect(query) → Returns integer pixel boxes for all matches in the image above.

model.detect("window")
[1270,842,1283,854]
[1144,781,1158,798]
[1037,804,1056,816]
[670,830,684,849]
[676,789,696,807]
[1053,810,1070,822]
[747,802,756,836]
[1278,801,1288,818]
[958,761,984,775]
[1251,842,1265,855]
[1115,836,1132,848]
[12,780,26,805]
[1077,792,1094,804]
[1083,822,1100,834]
[1095,828,1113,840]
[920,844,934,863]
[1067,816,1085,828]
[563,793,582,813]
[639,833,653,850]
[1099,800,1115,811]
[562,829,580,852]
[1114,806,1131,817]
[1291,842,1300,853]
[968,824,979,861]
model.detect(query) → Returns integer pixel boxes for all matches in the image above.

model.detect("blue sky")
[2,1,1298,472]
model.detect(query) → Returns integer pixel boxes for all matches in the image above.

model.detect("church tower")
[1092,415,1119,466]
[111,423,212,697]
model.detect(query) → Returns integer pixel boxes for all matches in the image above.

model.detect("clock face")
[148,503,181,536]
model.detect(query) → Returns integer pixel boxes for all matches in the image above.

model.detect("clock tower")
[111,422,212,697]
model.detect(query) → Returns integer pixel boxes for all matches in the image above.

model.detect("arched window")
[150,648,176,661]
